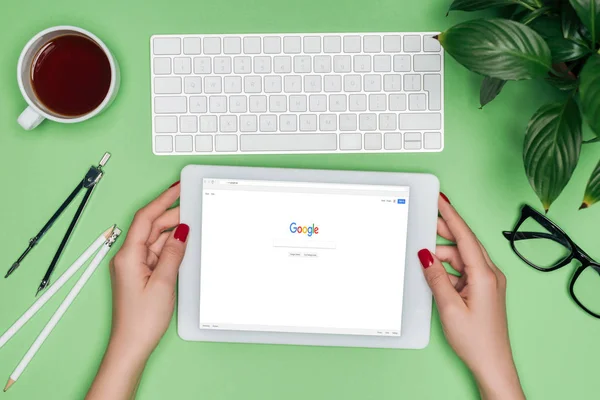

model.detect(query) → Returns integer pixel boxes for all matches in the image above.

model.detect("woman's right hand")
[419,194,525,400]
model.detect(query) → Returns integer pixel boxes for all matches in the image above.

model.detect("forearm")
[86,340,149,400]
[473,358,525,400]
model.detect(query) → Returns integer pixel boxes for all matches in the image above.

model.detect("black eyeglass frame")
[502,205,600,319]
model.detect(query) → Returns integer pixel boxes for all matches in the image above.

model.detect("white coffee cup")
[17,26,120,130]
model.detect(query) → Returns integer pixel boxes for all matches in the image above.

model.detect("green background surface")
[1,0,599,399]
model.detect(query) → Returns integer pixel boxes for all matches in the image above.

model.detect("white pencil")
[4,227,121,392]
[0,225,115,350]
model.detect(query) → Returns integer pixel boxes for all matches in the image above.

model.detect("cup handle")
[18,106,45,130]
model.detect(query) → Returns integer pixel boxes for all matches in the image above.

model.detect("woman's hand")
[419,194,525,400]
[87,182,188,400]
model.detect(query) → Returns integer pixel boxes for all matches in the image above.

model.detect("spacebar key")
[240,134,337,152]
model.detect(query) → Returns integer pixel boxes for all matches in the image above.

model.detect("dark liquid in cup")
[31,34,112,117]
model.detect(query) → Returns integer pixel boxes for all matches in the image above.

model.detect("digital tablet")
[178,165,438,349]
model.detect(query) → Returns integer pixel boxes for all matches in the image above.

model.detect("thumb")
[151,224,189,288]
[418,249,462,312]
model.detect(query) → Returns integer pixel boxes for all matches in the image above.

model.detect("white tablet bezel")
[178,165,438,349]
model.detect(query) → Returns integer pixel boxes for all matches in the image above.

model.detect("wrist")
[472,359,525,400]
[104,336,152,371]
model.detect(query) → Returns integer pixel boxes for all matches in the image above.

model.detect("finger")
[146,231,171,268]
[150,224,189,290]
[435,245,466,273]
[418,249,465,312]
[147,207,180,245]
[447,273,459,287]
[125,183,181,247]
[437,217,456,242]
[438,195,488,271]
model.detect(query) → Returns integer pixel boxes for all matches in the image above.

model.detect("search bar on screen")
[273,239,336,250]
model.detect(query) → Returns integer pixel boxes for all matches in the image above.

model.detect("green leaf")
[545,74,579,90]
[562,1,583,39]
[438,19,552,80]
[579,55,600,136]
[521,6,554,25]
[530,16,591,61]
[584,136,600,143]
[523,97,583,212]
[449,0,540,12]
[581,160,600,209]
[480,77,507,107]
[569,0,600,44]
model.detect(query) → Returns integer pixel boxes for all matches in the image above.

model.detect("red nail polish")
[440,192,450,204]
[174,224,189,242]
[169,180,180,188]
[418,249,434,269]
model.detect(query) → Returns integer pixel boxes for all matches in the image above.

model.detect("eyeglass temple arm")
[501,231,571,247]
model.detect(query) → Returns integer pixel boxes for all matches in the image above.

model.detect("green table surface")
[1,0,599,398]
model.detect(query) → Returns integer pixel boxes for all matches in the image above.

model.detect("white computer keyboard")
[150,33,444,155]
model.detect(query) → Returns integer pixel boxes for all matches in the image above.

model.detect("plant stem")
[517,1,537,11]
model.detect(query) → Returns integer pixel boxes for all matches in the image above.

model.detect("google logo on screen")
[289,222,319,237]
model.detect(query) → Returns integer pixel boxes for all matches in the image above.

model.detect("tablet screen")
[199,178,410,337]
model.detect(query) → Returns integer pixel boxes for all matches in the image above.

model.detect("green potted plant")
[436,0,600,212]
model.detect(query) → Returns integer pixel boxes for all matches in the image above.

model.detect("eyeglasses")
[503,205,600,319]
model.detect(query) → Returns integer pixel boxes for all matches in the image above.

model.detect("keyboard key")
[409,94,427,111]
[373,55,391,72]
[304,36,321,53]
[333,55,352,73]
[264,76,282,93]
[269,95,287,112]
[284,75,302,93]
[304,75,322,92]
[195,135,213,152]
[155,135,173,152]
[339,133,362,150]
[344,75,361,92]
[200,115,217,132]
[379,113,397,130]
[153,58,171,75]
[178,133,198,151]
[194,57,212,74]
[244,37,261,54]
[283,36,301,54]
[263,36,282,54]
[323,36,341,53]
[232,57,250,74]
[224,76,242,93]
[343,35,361,53]
[294,56,311,73]
[404,74,421,91]
[240,115,258,132]
[383,74,402,92]
[155,116,177,133]
[153,37,181,55]
[180,116,198,133]
[384,133,402,150]
[399,113,442,130]
[215,134,238,151]
[389,94,407,111]
[289,95,307,112]
[403,35,421,52]
[223,37,242,54]
[393,55,411,72]
[214,56,232,74]
[364,133,382,150]
[369,94,386,111]
[364,75,382,92]
[204,76,222,93]
[363,35,381,53]
[424,74,442,111]
[424,35,441,52]
[209,95,227,113]
[329,94,347,112]
[324,75,342,92]
[249,95,267,112]
[274,56,292,73]
[189,96,207,113]
[349,94,367,111]
[220,115,237,132]
[173,57,192,74]
[183,38,201,55]
[309,95,327,112]
[424,132,442,149]
[204,37,221,54]
[254,56,272,74]
[280,115,297,131]
[353,55,371,72]
[314,55,332,73]
[299,114,317,131]
[155,97,187,113]
[383,35,402,52]
[240,133,337,151]
[245,76,262,93]
[319,114,337,131]
[339,114,357,131]
[359,114,377,131]
[414,55,441,72]
[184,77,202,94]
[404,132,422,150]
[259,114,277,131]
[229,95,247,112]
[155,77,182,94]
